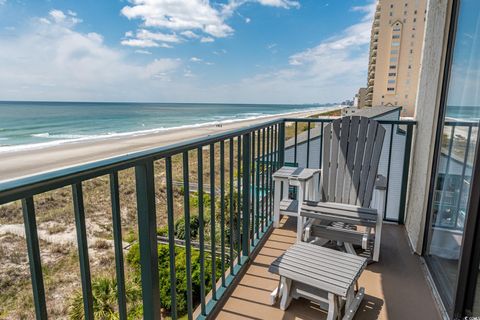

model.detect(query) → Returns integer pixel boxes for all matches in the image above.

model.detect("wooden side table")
[272,167,321,241]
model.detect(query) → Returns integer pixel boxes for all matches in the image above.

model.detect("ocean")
[0,101,331,152]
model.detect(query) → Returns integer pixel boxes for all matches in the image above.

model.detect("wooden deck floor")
[215,216,442,320]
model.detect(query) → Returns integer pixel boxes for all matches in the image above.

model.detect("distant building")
[365,0,427,117]
[355,87,368,108]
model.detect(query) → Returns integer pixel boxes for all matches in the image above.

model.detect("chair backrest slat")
[342,117,360,203]
[322,124,332,201]
[327,120,341,202]
[335,117,350,202]
[321,116,385,208]
[349,117,369,204]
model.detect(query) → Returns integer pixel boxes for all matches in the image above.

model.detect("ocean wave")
[0,105,340,154]
[31,133,91,139]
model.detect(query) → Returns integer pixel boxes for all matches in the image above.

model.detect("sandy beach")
[0,106,338,182]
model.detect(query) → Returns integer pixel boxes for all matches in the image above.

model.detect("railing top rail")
[0,118,282,204]
[283,117,418,125]
[444,120,480,126]
[0,117,420,204]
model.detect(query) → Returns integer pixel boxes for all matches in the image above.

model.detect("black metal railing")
[0,116,416,319]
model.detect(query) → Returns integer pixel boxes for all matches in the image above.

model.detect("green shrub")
[126,243,221,317]
[68,277,142,320]
[174,216,200,240]
[157,226,169,237]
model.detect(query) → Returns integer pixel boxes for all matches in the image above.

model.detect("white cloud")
[135,49,152,55]
[136,29,180,43]
[121,38,159,47]
[245,17,251,23]
[121,0,299,45]
[200,37,214,43]
[0,0,6,5]
[121,0,233,38]
[256,0,299,9]
[180,30,199,39]
[0,10,182,101]
[190,57,202,62]
[48,9,81,27]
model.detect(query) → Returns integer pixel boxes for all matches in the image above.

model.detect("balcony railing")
[431,120,478,230]
[0,117,416,319]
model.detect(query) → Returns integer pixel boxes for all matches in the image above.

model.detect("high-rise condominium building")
[364,0,427,117]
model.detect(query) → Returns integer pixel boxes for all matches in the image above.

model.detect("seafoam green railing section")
[0,119,285,320]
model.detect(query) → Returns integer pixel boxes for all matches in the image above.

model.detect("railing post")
[135,161,161,320]
[21,197,48,320]
[72,183,94,320]
[398,124,414,224]
[242,133,251,257]
[278,121,286,167]
[109,173,127,320]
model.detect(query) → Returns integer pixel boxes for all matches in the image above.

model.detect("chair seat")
[301,201,378,227]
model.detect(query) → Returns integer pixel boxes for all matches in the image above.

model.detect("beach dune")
[0,107,337,182]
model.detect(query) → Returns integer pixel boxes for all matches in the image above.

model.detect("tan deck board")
[215,216,441,320]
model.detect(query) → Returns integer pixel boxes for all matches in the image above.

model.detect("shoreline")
[0,106,340,182]
[0,105,334,154]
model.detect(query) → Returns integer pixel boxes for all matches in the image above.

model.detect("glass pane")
[425,0,480,313]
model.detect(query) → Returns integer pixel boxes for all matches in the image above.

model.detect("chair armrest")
[374,174,387,190]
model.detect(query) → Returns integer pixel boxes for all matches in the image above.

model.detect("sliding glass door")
[424,0,480,316]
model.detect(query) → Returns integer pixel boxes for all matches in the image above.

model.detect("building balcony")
[1,114,462,320]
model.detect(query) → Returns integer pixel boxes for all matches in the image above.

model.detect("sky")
[0,0,376,104]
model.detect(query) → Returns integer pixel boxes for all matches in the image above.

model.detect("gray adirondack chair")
[299,116,387,262]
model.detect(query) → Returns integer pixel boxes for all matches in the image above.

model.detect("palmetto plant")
[68,277,142,320]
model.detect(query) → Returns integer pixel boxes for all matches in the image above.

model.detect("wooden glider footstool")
[268,242,367,320]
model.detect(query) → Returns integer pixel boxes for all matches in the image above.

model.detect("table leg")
[279,277,292,311]
[273,180,281,228]
[296,181,305,242]
[327,292,338,320]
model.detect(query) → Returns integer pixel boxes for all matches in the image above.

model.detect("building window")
[388,79,396,84]
[392,42,400,46]
[390,57,398,62]
[387,87,395,91]
[389,65,397,69]
[393,27,401,32]
[413,18,417,22]
[405,94,409,98]
[390,4,393,8]
[412,34,415,38]
[405,3,408,6]
[403,18,406,23]
[408,65,412,69]
[414,10,417,14]
[404,11,407,15]
[393,34,401,39]
[388,72,397,76]
[390,12,393,16]
[410,49,413,54]
[391,49,399,54]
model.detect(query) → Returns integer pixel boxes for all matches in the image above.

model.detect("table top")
[272,166,321,181]
[269,242,367,297]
